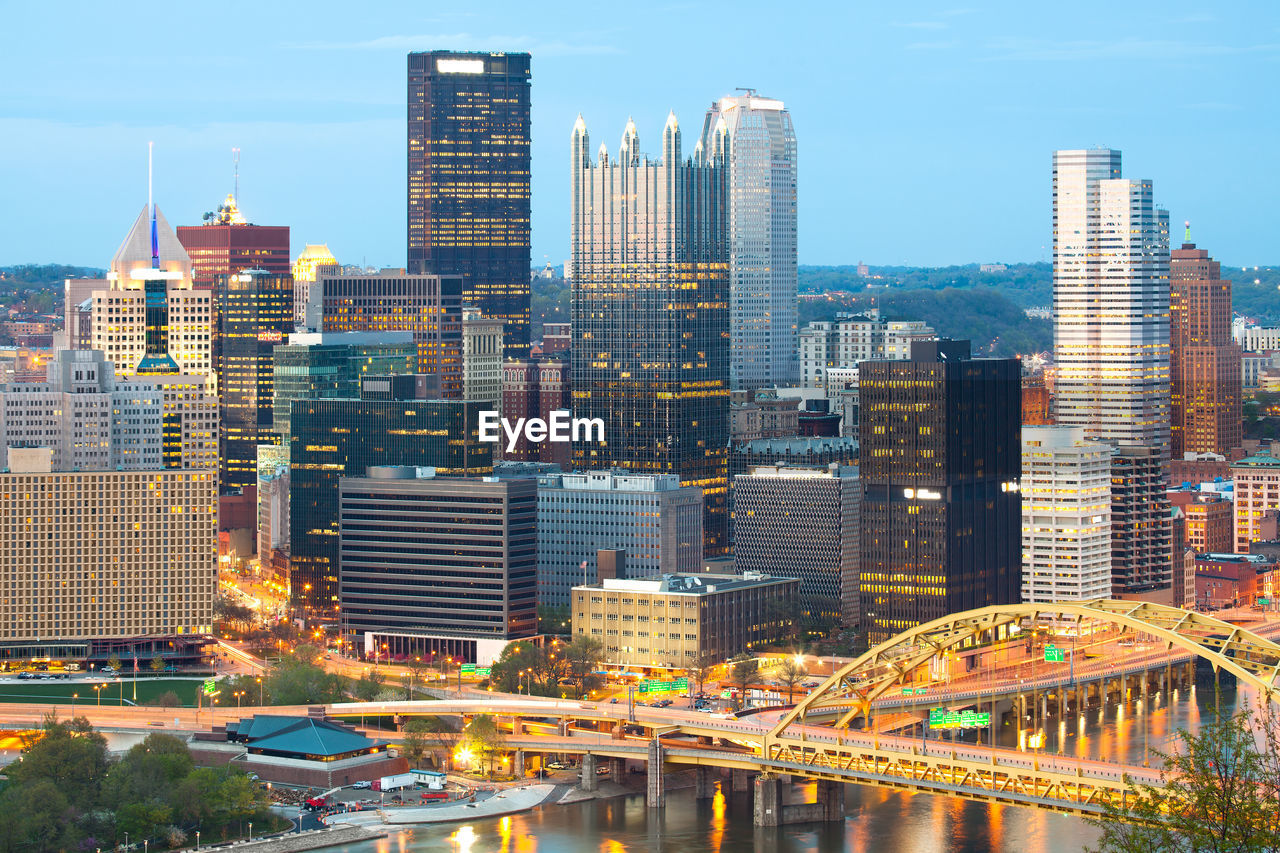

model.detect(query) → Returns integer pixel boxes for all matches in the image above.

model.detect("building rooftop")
[735,437,859,455]
[1232,453,1280,468]
[575,571,797,595]
[226,715,387,758]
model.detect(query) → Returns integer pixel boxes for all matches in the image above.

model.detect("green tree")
[563,635,604,694]
[401,718,432,768]
[107,653,122,672]
[1089,699,1280,853]
[150,654,165,674]
[262,654,346,705]
[688,649,720,700]
[773,658,806,704]
[464,714,506,778]
[405,655,431,696]
[353,667,386,701]
[7,714,111,810]
[728,654,759,709]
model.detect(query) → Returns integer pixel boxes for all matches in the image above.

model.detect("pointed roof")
[230,714,387,758]
[110,205,192,283]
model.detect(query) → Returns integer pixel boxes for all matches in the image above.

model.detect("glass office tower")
[408,51,531,358]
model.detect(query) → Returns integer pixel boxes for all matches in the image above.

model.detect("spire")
[620,117,639,165]
[148,142,159,270]
[662,111,680,164]
[1185,220,1192,243]
[573,113,587,135]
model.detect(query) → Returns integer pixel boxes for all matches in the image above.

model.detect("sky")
[2,0,1278,269]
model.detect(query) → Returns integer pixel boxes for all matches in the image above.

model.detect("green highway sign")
[475,667,491,678]
[1260,598,1271,605]
[929,708,991,729]
[460,663,476,675]
[902,688,914,695]
[1044,645,1065,663]
[638,678,688,694]
[202,679,216,695]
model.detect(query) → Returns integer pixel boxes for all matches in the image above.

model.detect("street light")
[195,831,199,850]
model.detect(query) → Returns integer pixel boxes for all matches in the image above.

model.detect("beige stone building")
[571,572,798,671]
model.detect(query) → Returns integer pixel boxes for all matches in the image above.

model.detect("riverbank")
[180,826,385,853]
[326,784,566,827]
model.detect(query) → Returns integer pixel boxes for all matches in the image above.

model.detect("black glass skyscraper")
[408,51,531,358]
[858,340,1021,645]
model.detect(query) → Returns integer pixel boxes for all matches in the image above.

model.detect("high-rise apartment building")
[271,331,419,445]
[799,314,935,388]
[1231,453,1280,553]
[700,93,798,390]
[176,196,290,291]
[1170,233,1242,459]
[734,464,860,622]
[288,377,492,621]
[1051,149,1170,458]
[339,468,537,663]
[407,51,531,357]
[1110,445,1173,592]
[462,307,503,410]
[0,447,215,666]
[216,270,294,492]
[305,269,462,394]
[535,471,703,608]
[859,340,1021,644]
[1021,427,1112,603]
[570,113,730,554]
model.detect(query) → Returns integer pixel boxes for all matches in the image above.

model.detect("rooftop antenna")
[1185,220,1191,243]
[148,141,159,270]
[232,147,241,205]
[735,87,756,97]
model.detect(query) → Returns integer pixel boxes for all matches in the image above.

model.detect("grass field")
[0,677,214,707]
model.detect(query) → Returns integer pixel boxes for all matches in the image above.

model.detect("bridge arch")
[770,599,1280,739]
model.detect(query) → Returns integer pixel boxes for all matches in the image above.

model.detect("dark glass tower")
[215,270,294,492]
[407,51,531,358]
[858,340,1021,645]
[569,114,731,555]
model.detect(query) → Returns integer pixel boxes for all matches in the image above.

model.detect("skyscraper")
[570,113,730,554]
[176,195,290,291]
[1170,230,1242,459]
[1051,149,1171,458]
[291,244,339,329]
[407,51,531,357]
[701,92,798,390]
[859,340,1021,645]
[216,270,294,492]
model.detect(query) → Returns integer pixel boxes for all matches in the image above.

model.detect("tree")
[401,718,432,768]
[728,654,759,709]
[688,650,720,700]
[564,635,604,694]
[107,654,122,672]
[774,658,806,704]
[261,654,346,706]
[1089,698,1280,853]
[150,655,165,674]
[406,656,431,696]
[464,715,505,779]
[353,667,386,702]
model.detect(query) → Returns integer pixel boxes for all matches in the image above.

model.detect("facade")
[499,358,571,465]
[729,436,859,482]
[570,572,799,670]
[0,350,217,473]
[700,93,798,390]
[290,244,339,329]
[541,322,570,355]
[306,269,462,393]
[1020,427,1112,603]
[535,471,703,608]
[1172,492,1233,555]
[407,51,531,358]
[733,465,860,622]
[1238,326,1280,353]
[257,446,290,562]
[1052,149,1170,458]
[1231,453,1280,553]
[216,270,294,492]
[176,197,290,290]
[462,307,503,410]
[63,278,104,349]
[287,379,492,621]
[1110,446,1173,592]
[0,448,215,663]
[799,314,935,388]
[570,113,730,554]
[1170,236,1242,458]
[858,340,1021,644]
[339,468,536,662]
[272,331,419,444]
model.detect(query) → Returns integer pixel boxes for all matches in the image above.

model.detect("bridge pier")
[512,717,523,735]
[646,740,665,808]
[514,749,525,778]
[611,757,624,784]
[581,753,598,792]
[732,768,754,793]
[695,766,716,800]
[753,775,845,826]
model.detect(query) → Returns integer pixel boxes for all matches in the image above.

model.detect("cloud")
[983,36,1280,61]
[285,32,622,56]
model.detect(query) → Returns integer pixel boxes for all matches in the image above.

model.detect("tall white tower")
[702,93,798,390]
[1051,149,1171,459]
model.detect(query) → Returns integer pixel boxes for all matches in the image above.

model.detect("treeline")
[799,262,1053,307]
[0,717,281,853]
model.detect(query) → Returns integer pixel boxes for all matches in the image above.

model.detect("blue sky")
[3,1,1277,269]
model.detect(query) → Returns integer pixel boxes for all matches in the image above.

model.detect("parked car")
[352,780,372,789]
[546,762,567,770]
[609,698,619,704]
[101,666,116,675]
[596,765,611,776]
[16,672,33,680]
[802,681,820,688]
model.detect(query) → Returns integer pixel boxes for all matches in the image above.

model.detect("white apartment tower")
[1021,427,1113,603]
[701,93,798,390]
[1052,149,1170,459]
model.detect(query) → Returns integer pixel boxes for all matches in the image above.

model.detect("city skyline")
[4,2,1278,269]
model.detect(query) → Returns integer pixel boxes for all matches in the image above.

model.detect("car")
[351,780,372,789]
[546,761,567,770]
[609,698,619,704]
[16,672,33,680]
[596,766,611,776]
[802,681,820,688]
[101,666,116,675]
[36,673,52,680]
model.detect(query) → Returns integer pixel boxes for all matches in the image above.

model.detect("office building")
[176,195,290,290]
[339,468,536,663]
[291,244,339,329]
[570,572,799,670]
[729,436,859,481]
[1231,453,1280,553]
[63,277,104,350]
[497,358,570,466]
[216,270,294,492]
[734,465,860,621]
[408,51,531,357]
[799,313,935,388]
[1170,232,1242,459]
[305,269,462,393]
[1020,427,1112,603]
[536,471,703,608]
[1110,445,1173,592]
[570,113,730,554]
[859,340,1020,644]
[288,378,492,621]
[0,447,215,665]
[541,322,570,356]
[1051,149,1171,458]
[272,331,419,445]
[257,445,290,564]
[1169,490,1233,555]
[700,92,798,389]
[462,307,503,410]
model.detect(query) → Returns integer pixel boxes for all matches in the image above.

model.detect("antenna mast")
[148,142,159,270]
[232,147,241,205]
